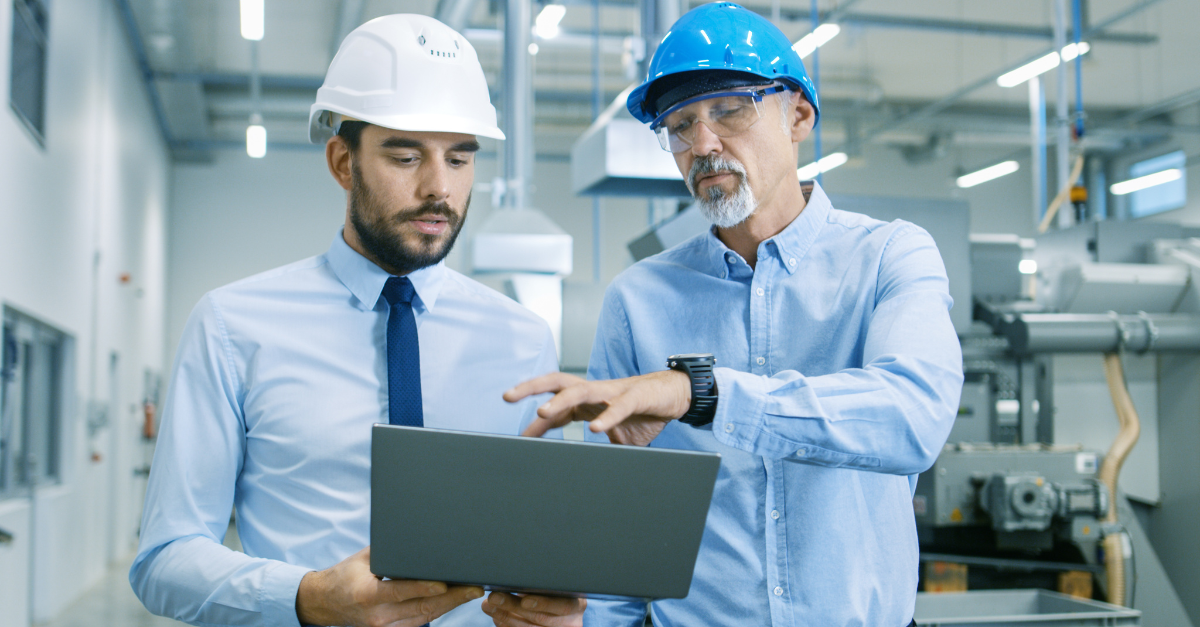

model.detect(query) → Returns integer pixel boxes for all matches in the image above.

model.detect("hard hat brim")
[309,105,506,144]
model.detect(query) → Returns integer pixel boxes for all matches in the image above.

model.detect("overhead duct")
[571,85,689,197]
[571,0,688,198]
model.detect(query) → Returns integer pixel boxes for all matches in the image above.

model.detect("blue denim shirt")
[586,183,963,626]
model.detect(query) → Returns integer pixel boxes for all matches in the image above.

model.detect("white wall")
[0,1,169,625]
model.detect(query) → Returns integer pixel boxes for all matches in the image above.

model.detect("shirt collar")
[704,180,831,278]
[326,230,446,312]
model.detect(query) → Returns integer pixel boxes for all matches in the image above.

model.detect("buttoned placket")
[747,241,794,624]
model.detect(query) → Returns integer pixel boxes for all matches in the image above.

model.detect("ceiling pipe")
[502,0,531,210]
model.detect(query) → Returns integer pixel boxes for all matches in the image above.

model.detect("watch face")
[669,353,713,361]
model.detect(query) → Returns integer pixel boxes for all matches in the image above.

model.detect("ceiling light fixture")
[1110,169,1182,195]
[997,42,1090,88]
[796,152,848,180]
[956,160,1019,188]
[240,0,264,41]
[247,113,266,159]
[792,23,840,60]
[534,4,567,39]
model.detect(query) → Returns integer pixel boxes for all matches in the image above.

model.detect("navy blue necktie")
[383,276,423,428]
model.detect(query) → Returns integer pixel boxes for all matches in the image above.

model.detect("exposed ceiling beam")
[848,0,1167,150]
[735,3,1156,44]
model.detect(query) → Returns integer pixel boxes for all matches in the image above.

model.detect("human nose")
[417,159,451,201]
[689,120,723,156]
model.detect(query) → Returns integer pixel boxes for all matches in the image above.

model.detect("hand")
[295,546,483,627]
[481,592,585,627]
[505,370,692,446]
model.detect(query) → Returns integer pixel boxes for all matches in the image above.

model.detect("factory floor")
[40,555,182,627]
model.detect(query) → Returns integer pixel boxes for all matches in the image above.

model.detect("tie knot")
[382,276,416,307]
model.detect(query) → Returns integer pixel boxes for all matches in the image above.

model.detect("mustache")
[391,201,459,225]
[687,155,747,194]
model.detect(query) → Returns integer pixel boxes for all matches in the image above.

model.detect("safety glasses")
[650,84,787,153]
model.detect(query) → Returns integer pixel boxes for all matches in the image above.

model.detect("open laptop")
[370,424,721,601]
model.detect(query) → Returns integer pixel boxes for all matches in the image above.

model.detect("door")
[0,310,67,627]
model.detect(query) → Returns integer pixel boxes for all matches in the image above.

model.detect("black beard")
[349,163,469,276]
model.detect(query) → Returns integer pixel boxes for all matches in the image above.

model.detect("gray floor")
[39,555,183,627]
[40,522,244,627]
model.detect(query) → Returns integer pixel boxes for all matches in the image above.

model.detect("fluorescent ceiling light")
[246,124,267,158]
[997,42,1090,88]
[1110,169,1182,195]
[1019,259,1038,275]
[792,23,840,59]
[534,4,567,39]
[240,0,264,41]
[796,152,848,180]
[956,160,1019,188]
[1061,41,1090,62]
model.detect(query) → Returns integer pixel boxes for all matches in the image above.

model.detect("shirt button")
[726,253,735,262]
[724,423,734,433]
[774,586,783,596]
[796,448,807,456]
[789,258,797,267]
[756,356,765,365]
[756,287,765,296]
[771,510,780,520]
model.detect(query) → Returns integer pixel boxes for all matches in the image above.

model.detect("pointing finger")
[504,372,584,403]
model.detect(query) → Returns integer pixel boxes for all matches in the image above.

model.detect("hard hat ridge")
[309,14,505,143]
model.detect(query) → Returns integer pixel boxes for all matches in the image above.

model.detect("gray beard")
[686,155,757,228]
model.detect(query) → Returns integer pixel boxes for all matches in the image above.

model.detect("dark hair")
[337,120,370,152]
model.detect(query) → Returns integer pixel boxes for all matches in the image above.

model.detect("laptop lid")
[370,424,721,601]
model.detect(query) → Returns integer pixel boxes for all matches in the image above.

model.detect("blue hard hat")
[626,2,820,126]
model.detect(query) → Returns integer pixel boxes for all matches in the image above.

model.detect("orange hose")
[1099,352,1141,606]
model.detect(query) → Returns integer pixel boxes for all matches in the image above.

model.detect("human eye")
[447,154,472,167]
[390,153,420,165]
[667,116,694,135]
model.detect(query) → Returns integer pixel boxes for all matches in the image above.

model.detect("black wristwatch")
[667,353,718,427]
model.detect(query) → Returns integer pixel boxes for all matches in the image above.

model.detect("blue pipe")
[1073,0,1085,138]
[810,0,822,185]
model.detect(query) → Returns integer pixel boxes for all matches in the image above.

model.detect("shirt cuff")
[260,561,313,627]
[711,367,767,449]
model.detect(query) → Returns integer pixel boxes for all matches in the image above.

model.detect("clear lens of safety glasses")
[652,85,785,153]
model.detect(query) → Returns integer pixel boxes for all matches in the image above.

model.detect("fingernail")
[470,588,484,600]
[490,593,505,606]
[522,598,537,609]
[428,583,446,594]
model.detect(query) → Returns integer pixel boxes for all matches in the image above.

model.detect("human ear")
[789,93,816,144]
[326,136,354,191]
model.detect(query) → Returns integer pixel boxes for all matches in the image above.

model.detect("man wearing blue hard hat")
[507,3,962,626]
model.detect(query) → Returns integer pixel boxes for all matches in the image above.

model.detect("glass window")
[9,0,50,143]
[0,308,67,496]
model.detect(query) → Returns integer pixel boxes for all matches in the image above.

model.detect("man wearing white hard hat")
[131,15,582,627]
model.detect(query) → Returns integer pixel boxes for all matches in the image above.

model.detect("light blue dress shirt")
[130,232,559,627]
[585,183,963,627]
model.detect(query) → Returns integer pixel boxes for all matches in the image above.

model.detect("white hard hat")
[309,14,505,143]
